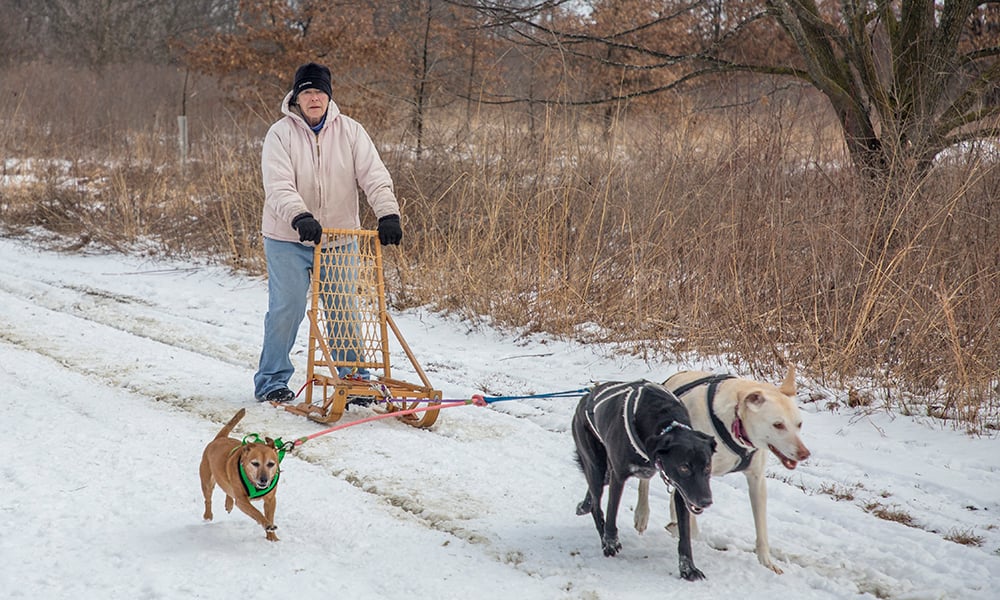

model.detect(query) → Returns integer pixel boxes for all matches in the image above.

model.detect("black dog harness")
[671,374,757,473]
[584,380,690,465]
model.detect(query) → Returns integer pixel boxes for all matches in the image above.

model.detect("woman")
[253,62,403,403]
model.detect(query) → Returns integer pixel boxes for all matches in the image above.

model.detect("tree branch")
[461,61,809,106]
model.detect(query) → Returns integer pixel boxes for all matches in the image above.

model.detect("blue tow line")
[479,388,591,403]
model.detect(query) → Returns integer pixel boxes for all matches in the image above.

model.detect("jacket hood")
[280,90,342,130]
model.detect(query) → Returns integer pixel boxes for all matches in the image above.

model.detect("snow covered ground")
[1,235,997,599]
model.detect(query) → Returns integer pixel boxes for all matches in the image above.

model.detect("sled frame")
[281,229,441,427]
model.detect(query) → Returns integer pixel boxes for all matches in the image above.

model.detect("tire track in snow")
[0,267,261,370]
[0,272,571,579]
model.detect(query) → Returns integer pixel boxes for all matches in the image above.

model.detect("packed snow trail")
[1,237,998,599]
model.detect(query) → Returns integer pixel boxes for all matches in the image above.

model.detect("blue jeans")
[253,238,368,399]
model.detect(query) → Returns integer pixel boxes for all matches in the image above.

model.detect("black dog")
[573,380,716,580]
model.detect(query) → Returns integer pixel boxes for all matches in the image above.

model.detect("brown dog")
[199,408,281,541]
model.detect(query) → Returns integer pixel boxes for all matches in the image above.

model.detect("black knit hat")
[292,62,332,102]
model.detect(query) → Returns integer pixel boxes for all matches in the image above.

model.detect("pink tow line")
[290,394,487,449]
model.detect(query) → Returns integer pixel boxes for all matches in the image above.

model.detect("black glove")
[377,214,403,246]
[291,212,323,244]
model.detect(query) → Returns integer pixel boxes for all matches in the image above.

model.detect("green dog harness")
[239,462,279,499]
[236,434,290,499]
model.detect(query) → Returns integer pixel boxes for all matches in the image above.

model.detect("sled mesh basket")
[292,228,441,428]
[308,230,388,375]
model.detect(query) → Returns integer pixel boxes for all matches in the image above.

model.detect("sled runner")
[280,228,442,428]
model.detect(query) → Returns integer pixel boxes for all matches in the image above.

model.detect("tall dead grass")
[1,63,997,430]
[386,93,999,429]
[0,61,269,264]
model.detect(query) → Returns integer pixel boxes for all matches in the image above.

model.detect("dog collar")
[660,421,691,435]
[655,459,675,492]
[239,462,280,499]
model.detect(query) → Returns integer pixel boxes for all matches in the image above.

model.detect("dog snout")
[797,442,811,461]
[682,482,714,513]
[689,497,712,515]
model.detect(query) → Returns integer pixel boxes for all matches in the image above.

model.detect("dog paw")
[679,557,706,581]
[761,559,783,575]
[602,539,622,557]
[265,524,279,541]
[634,515,648,534]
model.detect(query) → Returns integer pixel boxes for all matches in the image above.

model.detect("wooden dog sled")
[280,228,442,428]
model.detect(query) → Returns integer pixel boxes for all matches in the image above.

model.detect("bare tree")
[372,0,483,156]
[28,0,237,66]
[180,1,391,114]
[765,1,1000,177]
[181,0,491,150]
[455,1,1000,180]
[0,1,47,64]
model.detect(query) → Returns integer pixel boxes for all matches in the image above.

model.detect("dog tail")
[215,408,247,440]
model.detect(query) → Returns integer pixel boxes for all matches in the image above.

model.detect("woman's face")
[297,89,329,126]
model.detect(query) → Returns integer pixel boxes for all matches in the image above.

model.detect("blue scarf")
[310,113,327,134]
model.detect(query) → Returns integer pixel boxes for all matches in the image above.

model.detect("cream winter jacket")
[260,91,400,244]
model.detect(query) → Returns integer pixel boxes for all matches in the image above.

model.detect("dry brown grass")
[2,62,999,430]
[864,501,917,527]
[818,483,857,502]
[944,528,985,547]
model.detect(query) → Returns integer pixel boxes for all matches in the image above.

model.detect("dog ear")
[779,364,796,396]
[700,431,718,453]
[265,437,276,448]
[743,391,767,411]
